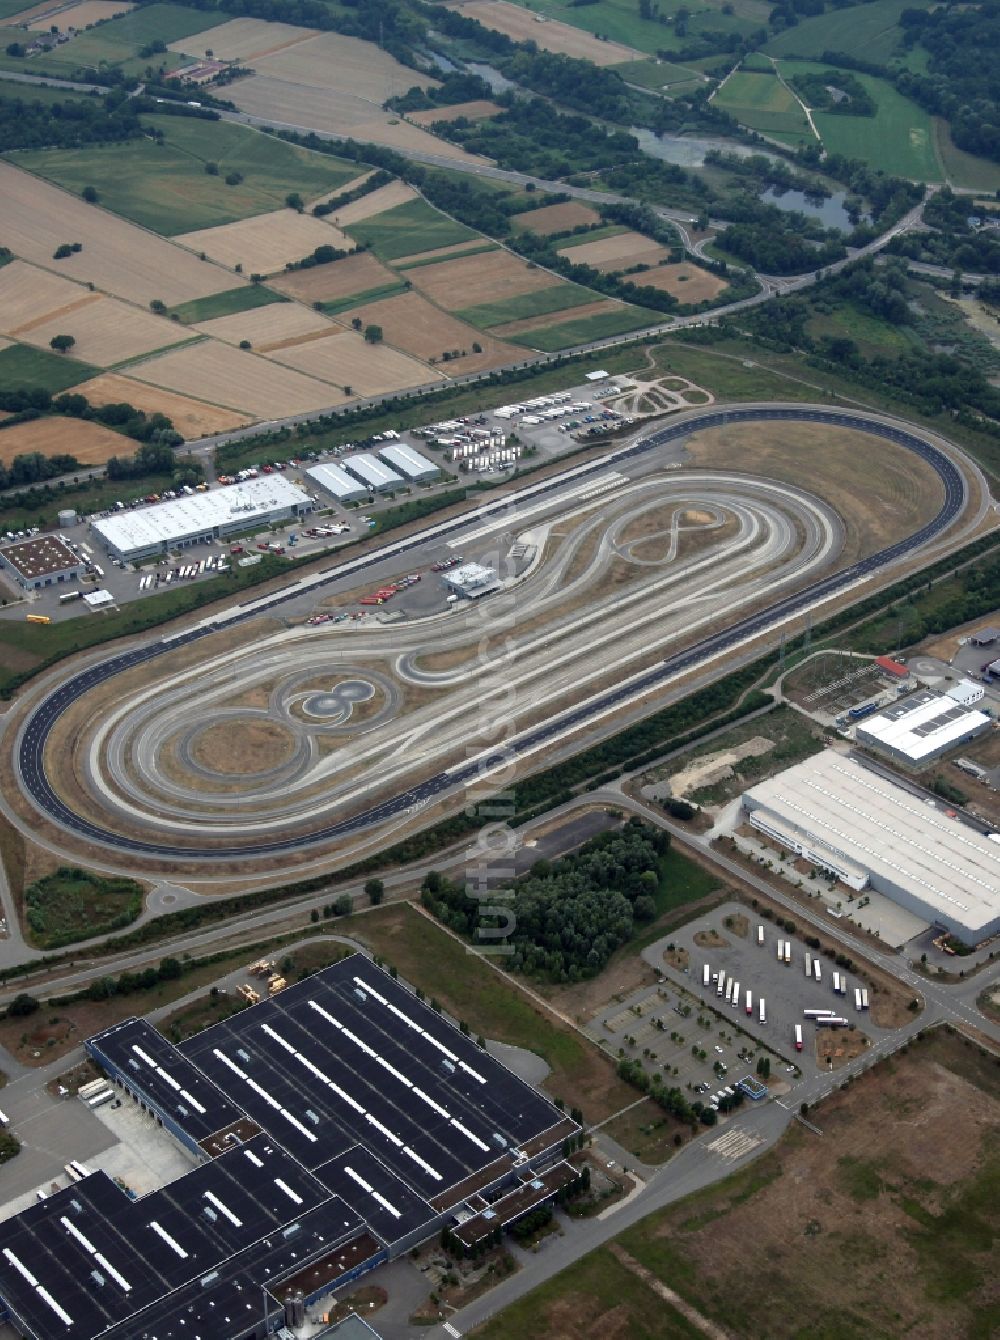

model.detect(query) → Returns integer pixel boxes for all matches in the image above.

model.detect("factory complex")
[0,958,576,1340]
[743,752,1000,944]
[854,688,991,767]
[91,478,313,562]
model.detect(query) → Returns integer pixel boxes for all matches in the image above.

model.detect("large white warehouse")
[92,477,312,561]
[343,452,402,493]
[305,462,368,503]
[379,442,439,482]
[743,751,1000,945]
[855,689,991,767]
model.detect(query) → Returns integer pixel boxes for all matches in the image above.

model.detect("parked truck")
[759,997,766,1025]
[757,925,765,946]
[745,988,753,1016]
[794,1024,803,1051]
[703,964,710,988]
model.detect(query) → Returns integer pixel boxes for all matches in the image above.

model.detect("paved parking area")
[0,1084,115,1215]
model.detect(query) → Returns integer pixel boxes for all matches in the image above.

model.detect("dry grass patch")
[511,200,601,235]
[492,298,622,337]
[176,210,352,276]
[410,248,559,309]
[19,295,189,366]
[628,263,727,301]
[168,17,317,61]
[0,162,240,307]
[557,230,671,271]
[271,250,397,304]
[130,339,347,418]
[242,29,435,101]
[191,719,296,775]
[441,0,641,64]
[322,180,417,227]
[0,416,126,466]
[266,329,439,395]
[0,259,92,333]
[408,99,501,125]
[29,0,132,29]
[332,290,517,375]
[69,372,251,438]
[195,302,333,348]
[684,422,946,565]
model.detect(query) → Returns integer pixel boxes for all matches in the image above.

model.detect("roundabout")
[3,404,980,876]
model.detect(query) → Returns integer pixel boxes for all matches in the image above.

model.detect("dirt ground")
[557,231,671,272]
[175,210,353,276]
[693,928,729,948]
[68,373,252,439]
[408,100,501,125]
[684,422,946,565]
[191,719,296,774]
[511,201,601,235]
[333,289,519,374]
[814,1024,869,1069]
[266,328,439,395]
[194,302,333,348]
[271,250,398,304]
[409,248,559,309]
[0,416,127,466]
[628,263,727,302]
[441,0,642,65]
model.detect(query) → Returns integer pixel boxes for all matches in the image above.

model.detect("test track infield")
[12,406,969,861]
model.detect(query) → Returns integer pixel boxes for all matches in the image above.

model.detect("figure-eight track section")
[15,407,968,859]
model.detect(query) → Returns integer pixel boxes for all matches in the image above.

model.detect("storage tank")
[57,508,78,528]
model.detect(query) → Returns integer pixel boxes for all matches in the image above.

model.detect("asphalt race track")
[13,407,968,861]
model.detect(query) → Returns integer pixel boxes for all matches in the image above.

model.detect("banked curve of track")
[15,406,967,860]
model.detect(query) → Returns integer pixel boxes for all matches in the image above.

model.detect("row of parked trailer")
[138,557,229,591]
[702,964,767,1024]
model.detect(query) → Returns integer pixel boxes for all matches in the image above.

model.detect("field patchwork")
[0,342,97,393]
[271,251,399,305]
[408,247,559,311]
[320,180,418,229]
[264,329,440,396]
[15,295,191,367]
[440,0,642,64]
[455,281,604,328]
[168,16,318,61]
[557,229,673,270]
[175,209,353,276]
[511,200,602,234]
[343,197,480,263]
[29,0,133,31]
[0,260,91,333]
[330,290,518,375]
[69,372,252,438]
[712,68,815,141]
[408,99,501,125]
[194,302,335,350]
[509,304,664,350]
[625,262,727,302]
[0,416,128,466]
[0,161,241,307]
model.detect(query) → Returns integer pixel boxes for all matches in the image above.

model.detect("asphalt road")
[13,405,968,862]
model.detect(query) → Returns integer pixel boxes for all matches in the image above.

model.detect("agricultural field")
[0,416,126,466]
[509,304,663,349]
[805,68,942,180]
[175,209,353,276]
[128,339,348,418]
[329,290,518,375]
[271,251,400,306]
[407,247,559,310]
[393,240,496,268]
[455,282,604,329]
[166,286,288,326]
[265,330,439,397]
[408,99,501,125]
[627,263,727,302]
[491,298,624,338]
[0,161,241,306]
[0,1,220,76]
[194,302,335,350]
[0,76,95,104]
[14,116,360,236]
[320,180,417,228]
[479,1031,1000,1340]
[68,372,252,438]
[15,295,192,367]
[616,56,705,94]
[343,197,480,262]
[766,0,928,62]
[167,16,319,62]
[0,0,52,19]
[29,0,133,31]
[440,0,642,64]
[0,341,97,392]
[557,229,673,271]
[510,200,601,234]
[935,122,1000,194]
[712,68,815,143]
[0,260,91,334]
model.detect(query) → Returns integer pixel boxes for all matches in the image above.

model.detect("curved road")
[13,404,967,860]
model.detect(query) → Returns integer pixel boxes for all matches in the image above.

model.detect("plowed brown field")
[272,251,398,304]
[409,248,558,309]
[511,201,601,235]
[175,211,352,276]
[332,290,517,374]
[70,373,252,438]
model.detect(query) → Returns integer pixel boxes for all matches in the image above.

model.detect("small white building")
[0,535,85,590]
[444,561,501,599]
[305,462,368,503]
[342,452,403,493]
[378,442,439,483]
[947,679,985,708]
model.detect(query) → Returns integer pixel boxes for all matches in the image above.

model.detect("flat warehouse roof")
[856,689,990,760]
[379,443,438,478]
[745,753,1000,935]
[342,453,402,489]
[306,463,367,498]
[0,535,79,578]
[93,477,309,552]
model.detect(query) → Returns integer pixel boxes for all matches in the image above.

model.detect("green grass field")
[456,282,600,328]
[24,868,143,950]
[167,285,288,325]
[807,69,942,180]
[0,343,98,393]
[316,280,410,316]
[393,242,497,271]
[0,3,218,78]
[14,117,360,234]
[516,0,764,54]
[765,0,930,61]
[512,305,665,350]
[616,57,704,94]
[806,303,919,359]
[935,119,1000,193]
[0,0,39,16]
[557,224,628,248]
[712,69,815,142]
[344,197,479,261]
[0,78,95,106]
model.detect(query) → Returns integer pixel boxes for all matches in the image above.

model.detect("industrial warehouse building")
[305,462,369,504]
[854,689,991,767]
[342,453,402,493]
[0,958,576,1340]
[378,442,439,482]
[743,752,1000,944]
[91,477,313,561]
[0,535,85,590]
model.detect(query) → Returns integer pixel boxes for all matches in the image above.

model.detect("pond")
[630,127,784,168]
[761,186,862,233]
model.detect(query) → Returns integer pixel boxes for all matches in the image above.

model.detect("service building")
[854,689,990,767]
[743,752,1000,944]
[445,561,502,599]
[342,453,402,493]
[305,462,369,504]
[0,958,577,1340]
[91,477,312,562]
[378,442,439,483]
[0,535,85,590]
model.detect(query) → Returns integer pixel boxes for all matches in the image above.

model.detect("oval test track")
[15,407,966,860]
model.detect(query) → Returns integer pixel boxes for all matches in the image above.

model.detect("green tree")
[49,334,75,354]
[82,185,99,203]
[364,324,383,344]
[365,878,385,906]
[7,993,39,1018]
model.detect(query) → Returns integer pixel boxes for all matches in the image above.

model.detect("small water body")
[762,186,860,233]
[425,45,459,74]
[630,127,784,168]
[465,61,517,94]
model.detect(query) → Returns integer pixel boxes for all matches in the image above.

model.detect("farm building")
[0,958,576,1340]
[854,689,990,767]
[91,477,312,561]
[378,442,439,482]
[0,535,85,590]
[743,752,1000,944]
[342,452,402,493]
[445,561,502,599]
[305,462,369,503]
